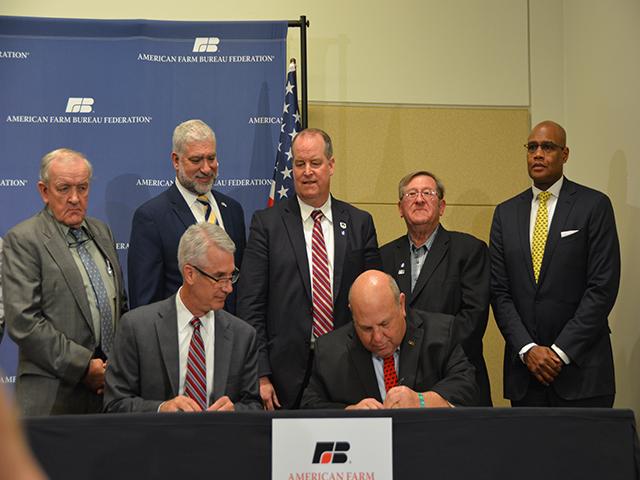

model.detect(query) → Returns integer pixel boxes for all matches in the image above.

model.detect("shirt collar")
[175,287,215,334]
[532,176,563,200]
[407,224,439,252]
[175,177,212,206]
[297,196,333,224]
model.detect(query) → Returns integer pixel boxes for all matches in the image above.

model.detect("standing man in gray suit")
[2,148,127,416]
[104,223,260,413]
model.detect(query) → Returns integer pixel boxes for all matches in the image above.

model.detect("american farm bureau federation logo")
[193,37,220,53]
[65,97,94,113]
[312,442,350,464]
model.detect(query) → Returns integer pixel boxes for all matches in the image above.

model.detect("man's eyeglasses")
[524,141,565,154]
[191,264,240,284]
[403,189,439,201]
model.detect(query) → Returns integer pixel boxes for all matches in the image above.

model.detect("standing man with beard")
[128,119,246,313]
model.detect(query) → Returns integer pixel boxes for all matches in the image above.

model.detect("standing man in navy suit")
[128,119,245,313]
[490,120,620,407]
[237,128,382,409]
[381,171,492,405]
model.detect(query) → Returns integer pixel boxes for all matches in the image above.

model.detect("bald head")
[349,270,406,358]
[530,121,567,147]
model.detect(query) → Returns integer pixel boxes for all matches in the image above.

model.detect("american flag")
[268,59,301,207]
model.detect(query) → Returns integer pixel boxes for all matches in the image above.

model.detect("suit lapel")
[332,199,348,301]
[539,179,577,284]
[282,198,312,300]
[410,227,448,305]
[348,330,383,402]
[212,190,234,238]
[516,189,536,285]
[398,313,424,389]
[39,210,94,335]
[391,238,412,297]
[212,311,233,401]
[168,183,197,229]
[154,298,180,396]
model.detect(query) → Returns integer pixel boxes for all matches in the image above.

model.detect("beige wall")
[2,0,637,412]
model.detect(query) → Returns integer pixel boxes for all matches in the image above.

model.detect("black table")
[26,408,640,480]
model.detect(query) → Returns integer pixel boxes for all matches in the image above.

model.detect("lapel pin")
[221,201,227,208]
[408,340,416,347]
[341,231,346,236]
[398,269,405,275]
[340,221,347,229]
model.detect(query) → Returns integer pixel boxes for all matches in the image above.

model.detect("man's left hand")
[207,396,235,412]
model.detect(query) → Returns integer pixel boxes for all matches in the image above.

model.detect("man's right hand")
[83,358,106,394]
[525,345,562,386]
[158,395,203,413]
[345,398,384,410]
[259,376,281,411]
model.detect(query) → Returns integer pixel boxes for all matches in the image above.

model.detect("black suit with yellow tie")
[490,177,620,403]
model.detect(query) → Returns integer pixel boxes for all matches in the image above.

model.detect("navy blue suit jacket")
[128,184,245,312]
[490,178,620,401]
[236,196,382,408]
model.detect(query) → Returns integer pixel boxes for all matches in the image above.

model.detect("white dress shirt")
[175,178,225,229]
[176,288,216,402]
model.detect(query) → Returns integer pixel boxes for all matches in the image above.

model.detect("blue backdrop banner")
[0,16,287,385]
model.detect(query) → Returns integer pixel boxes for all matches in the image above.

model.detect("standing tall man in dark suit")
[128,119,245,312]
[302,270,477,409]
[237,128,382,409]
[3,148,127,416]
[381,171,492,405]
[104,223,260,413]
[490,120,621,407]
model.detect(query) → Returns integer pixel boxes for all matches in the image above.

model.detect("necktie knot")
[311,209,323,223]
[196,195,210,206]
[538,191,551,203]
[70,228,86,242]
[190,317,202,329]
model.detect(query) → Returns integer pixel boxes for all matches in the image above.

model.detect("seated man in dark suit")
[302,270,477,409]
[104,223,260,413]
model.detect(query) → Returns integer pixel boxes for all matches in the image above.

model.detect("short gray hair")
[172,119,216,155]
[39,148,93,184]
[397,170,445,200]
[177,223,236,274]
[292,128,333,159]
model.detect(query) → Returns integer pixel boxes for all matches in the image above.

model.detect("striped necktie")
[196,195,217,224]
[184,317,207,410]
[310,210,333,337]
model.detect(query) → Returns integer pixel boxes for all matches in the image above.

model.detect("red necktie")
[184,317,208,410]
[310,210,333,337]
[383,356,398,392]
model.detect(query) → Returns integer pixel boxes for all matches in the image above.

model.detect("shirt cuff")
[518,343,537,363]
[551,344,571,365]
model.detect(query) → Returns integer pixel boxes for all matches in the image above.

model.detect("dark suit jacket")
[490,177,620,401]
[3,209,127,416]
[301,309,478,409]
[103,295,261,412]
[236,196,382,408]
[128,183,245,312]
[381,227,492,405]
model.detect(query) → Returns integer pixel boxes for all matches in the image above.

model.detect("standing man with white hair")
[3,148,127,416]
[128,119,246,313]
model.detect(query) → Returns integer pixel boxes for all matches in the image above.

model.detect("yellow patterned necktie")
[531,191,551,282]
[196,195,217,224]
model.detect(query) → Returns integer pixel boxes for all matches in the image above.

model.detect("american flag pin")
[340,221,347,229]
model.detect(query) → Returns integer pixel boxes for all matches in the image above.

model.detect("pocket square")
[561,229,579,238]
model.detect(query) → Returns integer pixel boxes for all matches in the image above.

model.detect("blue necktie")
[70,228,114,356]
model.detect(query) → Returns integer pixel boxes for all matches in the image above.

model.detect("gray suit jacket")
[2,209,127,416]
[103,296,261,412]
